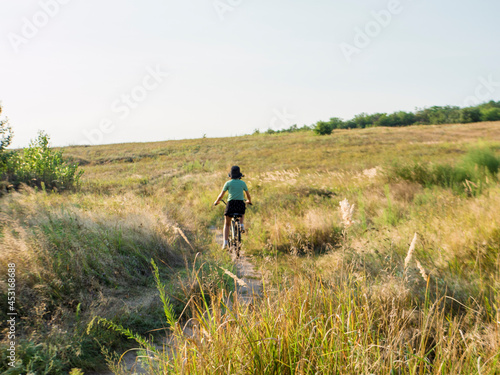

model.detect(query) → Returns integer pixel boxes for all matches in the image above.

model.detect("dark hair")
[229,165,243,179]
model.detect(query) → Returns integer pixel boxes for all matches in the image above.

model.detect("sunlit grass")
[1,121,500,373]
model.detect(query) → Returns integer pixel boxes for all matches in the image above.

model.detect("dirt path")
[211,225,263,304]
[86,351,148,375]
[233,254,263,304]
[89,227,262,374]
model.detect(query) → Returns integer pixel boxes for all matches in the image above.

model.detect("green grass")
[389,146,500,195]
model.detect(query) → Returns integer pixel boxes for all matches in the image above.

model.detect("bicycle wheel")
[234,219,241,258]
[229,219,237,254]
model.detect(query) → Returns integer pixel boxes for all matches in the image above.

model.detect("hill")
[1,122,500,374]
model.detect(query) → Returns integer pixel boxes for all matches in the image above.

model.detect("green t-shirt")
[223,179,248,201]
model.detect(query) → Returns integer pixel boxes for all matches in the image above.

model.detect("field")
[1,121,500,374]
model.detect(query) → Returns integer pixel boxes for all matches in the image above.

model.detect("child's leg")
[223,215,231,243]
[240,215,246,232]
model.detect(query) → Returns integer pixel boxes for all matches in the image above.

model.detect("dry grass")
[108,263,500,374]
[2,121,500,373]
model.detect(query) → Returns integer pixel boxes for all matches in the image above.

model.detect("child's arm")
[245,190,252,205]
[214,190,227,206]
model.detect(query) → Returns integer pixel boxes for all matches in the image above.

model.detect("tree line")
[255,101,500,135]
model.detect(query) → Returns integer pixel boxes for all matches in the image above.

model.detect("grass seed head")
[404,232,418,269]
[416,260,428,282]
[339,198,355,227]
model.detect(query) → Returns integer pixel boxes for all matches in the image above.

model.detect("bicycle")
[220,200,250,258]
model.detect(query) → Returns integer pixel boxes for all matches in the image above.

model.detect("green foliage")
[111,267,500,374]
[381,184,399,226]
[391,162,469,191]
[0,341,66,375]
[460,107,481,123]
[1,131,83,190]
[3,123,500,373]
[0,333,103,375]
[152,259,177,329]
[390,147,500,194]
[87,316,156,353]
[0,105,15,179]
[1,108,82,190]
[313,120,333,135]
[259,124,312,135]
[0,105,13,152]
[462,147,500,175]
[482,107,500,121]
[309,101,500,135]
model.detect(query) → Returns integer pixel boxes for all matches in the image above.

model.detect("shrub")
[2,131,83,190]
[0,105,13,152]
[314,121,333,135]
[0,106,15,181]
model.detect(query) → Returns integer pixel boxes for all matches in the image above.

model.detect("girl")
[214,166,252,249]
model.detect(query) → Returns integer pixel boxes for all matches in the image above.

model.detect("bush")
[0,105,13,152]
[1,131,83,190]
[0,106,15,181]
[314,121,333,135]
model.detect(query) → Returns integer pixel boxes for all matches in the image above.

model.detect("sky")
[1,0,499,147]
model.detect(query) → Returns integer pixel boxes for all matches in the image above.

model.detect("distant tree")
[327,117,345,130]
[314,121,333,135]
[342,120,355,129]
[284,124,299,133]
[428,106,447,124]
[376,114,393,127]
[414,107,430,124]
[394,111,416,126]
[481,108,500,122]
[366,113,385,127]
[480,100,500,109]
[460,108,481,123]
[352,113,371,128]
[307,101,498,134]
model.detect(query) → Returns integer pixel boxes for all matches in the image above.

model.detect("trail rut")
[90,227,262,374]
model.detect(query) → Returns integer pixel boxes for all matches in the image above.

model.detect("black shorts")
[224,200,246,216]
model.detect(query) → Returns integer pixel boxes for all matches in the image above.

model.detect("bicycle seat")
[230,213,243,218]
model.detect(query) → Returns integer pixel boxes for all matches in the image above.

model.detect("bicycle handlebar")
[215,200,252,206]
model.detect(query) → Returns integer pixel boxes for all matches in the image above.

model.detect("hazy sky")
[1,0,499,147]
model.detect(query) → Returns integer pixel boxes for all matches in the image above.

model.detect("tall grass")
[103,260,500,374]
[0,190,188,373]
[389,147,500,195]
[2,122,500,373]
